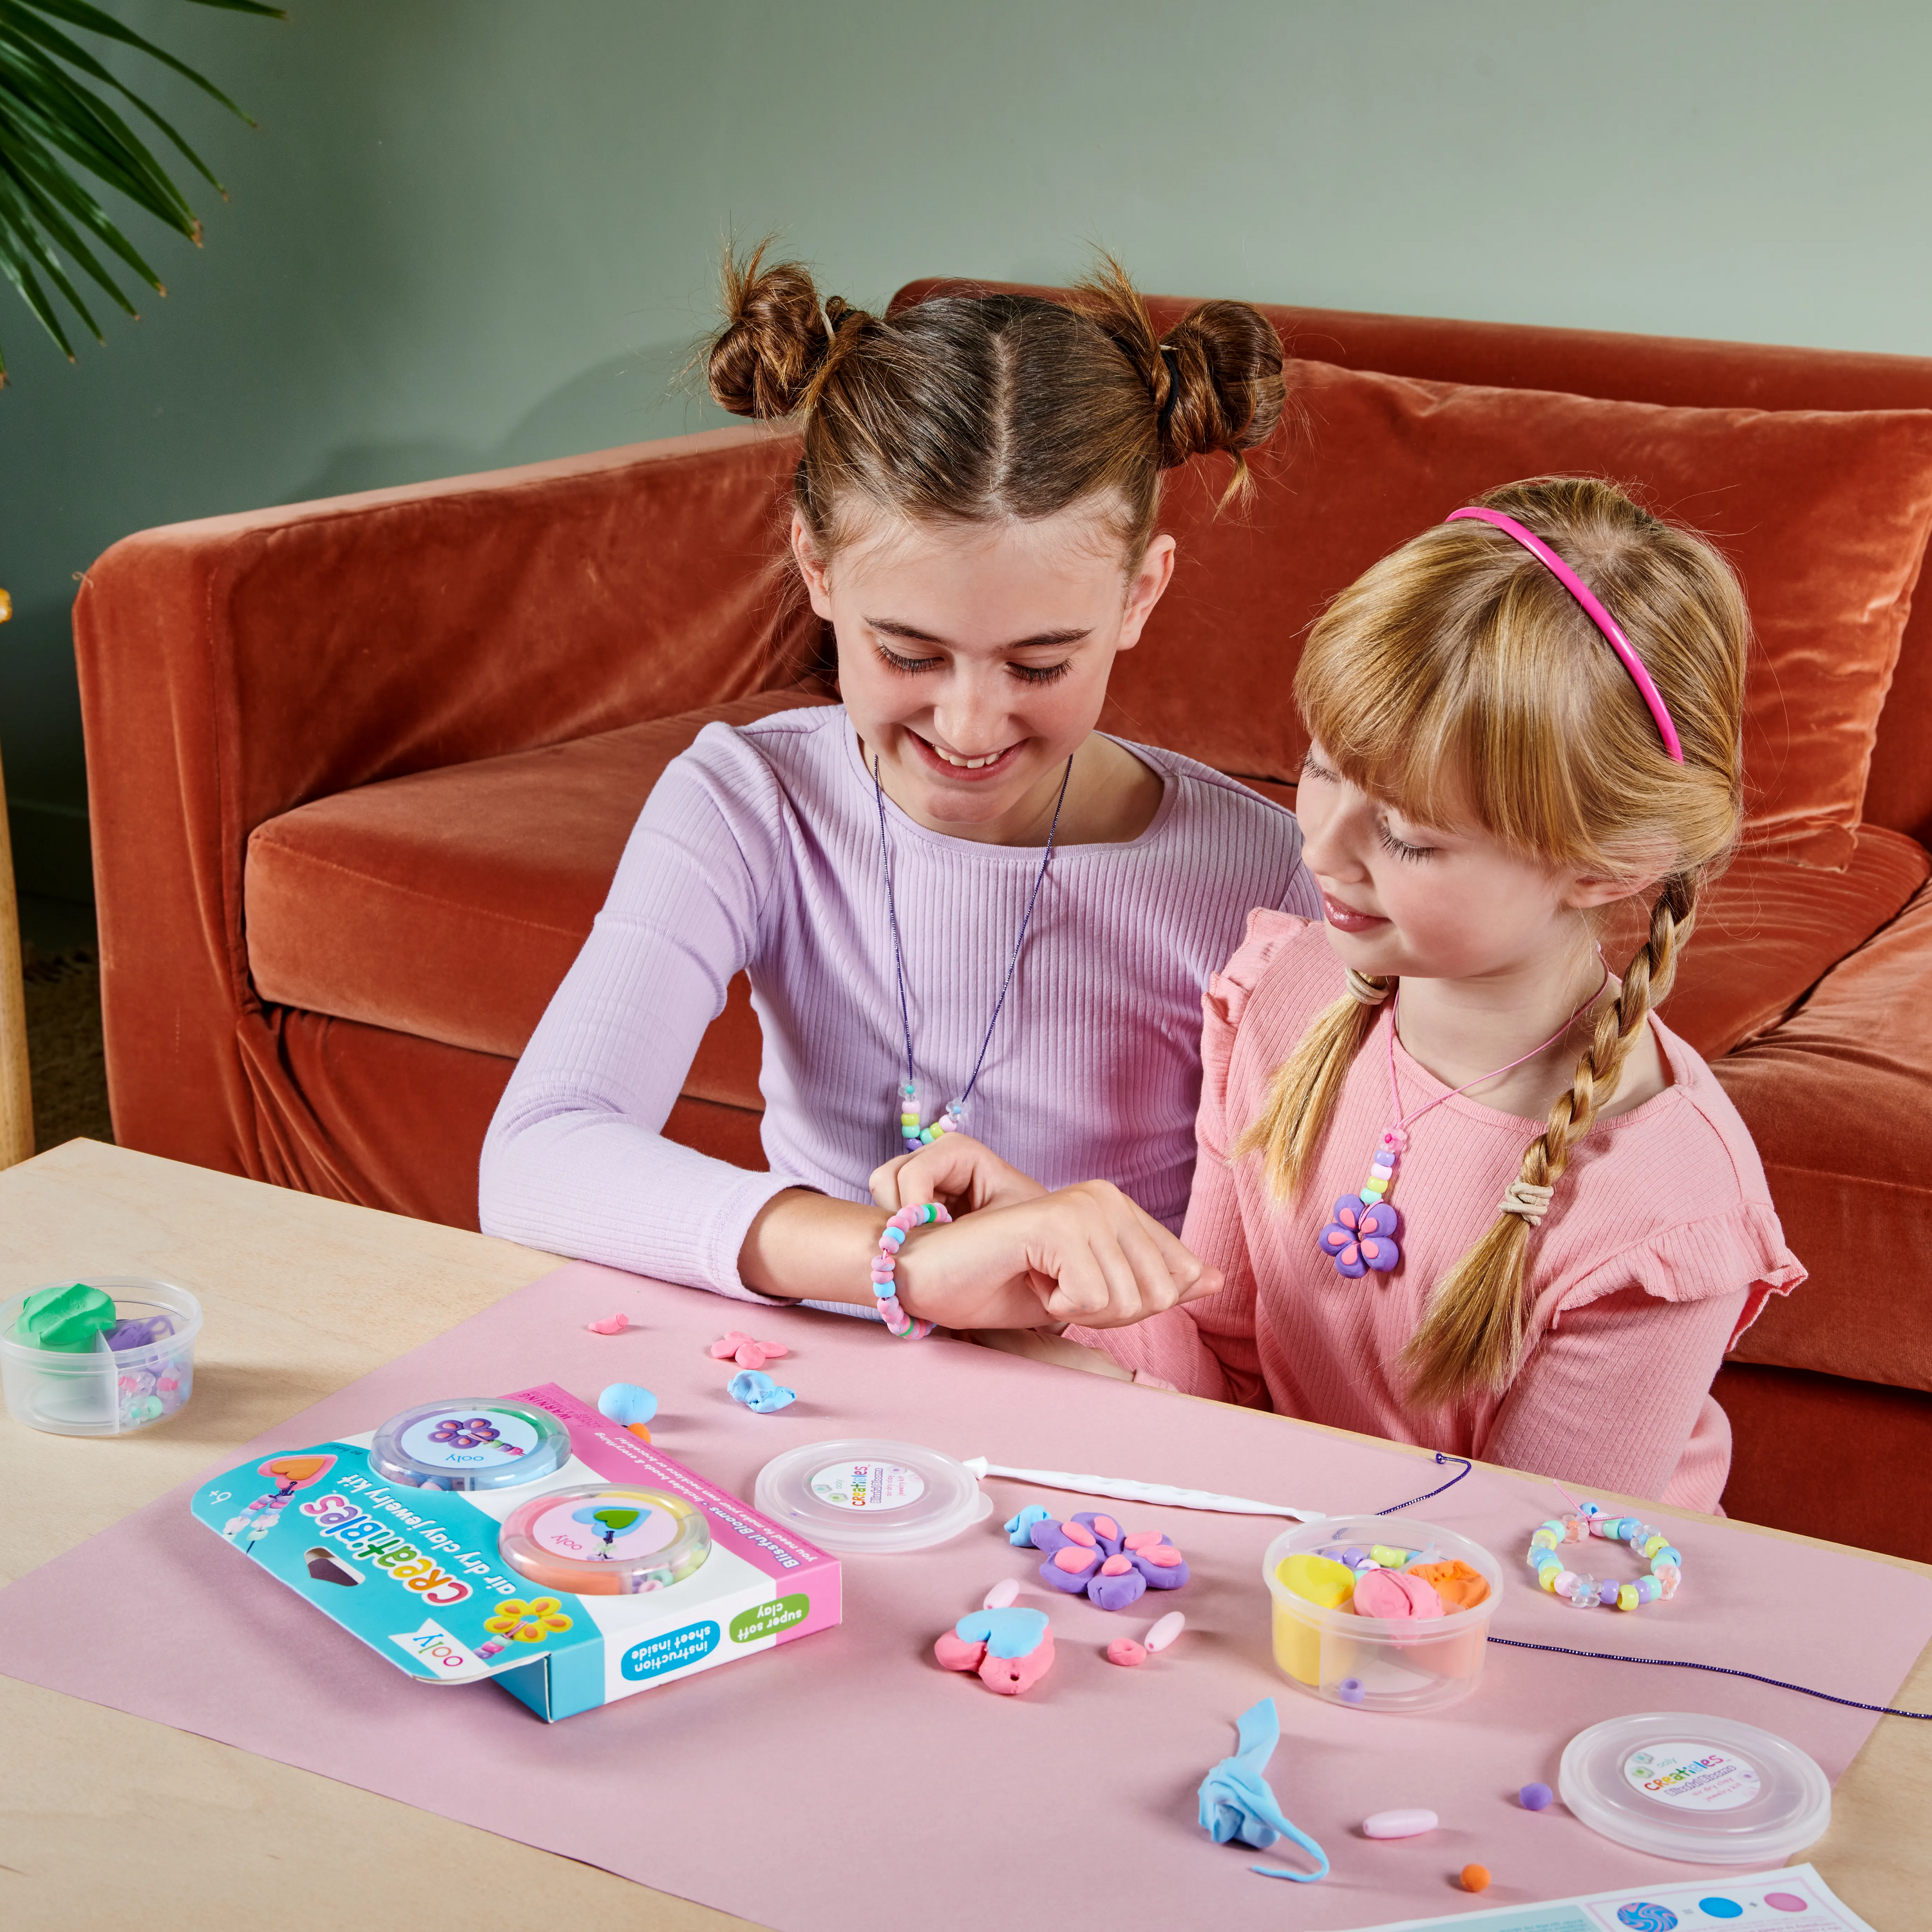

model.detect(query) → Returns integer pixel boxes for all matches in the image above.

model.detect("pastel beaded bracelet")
[871,1203,949,1340]
[1526,1499,1681,1611]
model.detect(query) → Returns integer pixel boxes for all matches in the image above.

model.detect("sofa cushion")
[1599,825,1931,1058]
[1715,874,1932,1396]
[245,690,831,1089]
[1106,359,1932,867]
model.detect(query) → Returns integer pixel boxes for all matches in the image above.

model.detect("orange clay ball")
[1461,1864,1492,1893]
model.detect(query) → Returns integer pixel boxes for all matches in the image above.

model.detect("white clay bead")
[1363,1808,1439,1839]
[1144,1610,1186,1653]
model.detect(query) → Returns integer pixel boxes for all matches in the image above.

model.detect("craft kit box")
[189,1383,841,1720]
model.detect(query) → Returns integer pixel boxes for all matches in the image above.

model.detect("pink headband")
[1444,506,1684,764]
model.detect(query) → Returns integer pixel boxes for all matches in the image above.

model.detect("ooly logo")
[620,1620,720,1681]
[389,1620,476,1673]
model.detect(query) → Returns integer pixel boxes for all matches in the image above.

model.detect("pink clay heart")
[1137,1544,1183,1568]
[934,1631,986,1673]
[1099,1555,1133,1576]
[1060,1520,1097,1547]
[1053,1546,1098,1575]
[1092,1516,1120,1541]
[1122,1531,1162,1551]
[978,1631,1054,1695]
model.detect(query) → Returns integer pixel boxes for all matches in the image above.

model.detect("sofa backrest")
[893,280,1932,850]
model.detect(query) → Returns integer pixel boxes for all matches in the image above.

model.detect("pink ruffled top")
[1075,913,1806,1509]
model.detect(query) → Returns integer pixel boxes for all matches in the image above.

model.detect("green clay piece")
[18,1282,117,1353]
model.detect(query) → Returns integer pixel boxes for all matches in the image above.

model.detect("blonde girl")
[889,477,1804,1506]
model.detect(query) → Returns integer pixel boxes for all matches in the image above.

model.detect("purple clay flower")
[1032,1515,1190,1607]
[1317,1195,1402,1278]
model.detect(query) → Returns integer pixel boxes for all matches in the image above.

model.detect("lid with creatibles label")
[368,1397,572,1493]
[1558,1711,1831,1863]
[753,1437,992,1553]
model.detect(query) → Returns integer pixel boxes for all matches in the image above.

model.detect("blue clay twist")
[727,1369,797,1412]
[1005,1504,1053,1547]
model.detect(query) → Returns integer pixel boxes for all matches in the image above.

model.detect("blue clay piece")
[1520,1781,1553,1812]
[1198,1699,1329,1880]
[727,1369,797,1413]
[1005,1504,1053,1547]
[955,1605,1049,1659]
[596,1382,659,1427]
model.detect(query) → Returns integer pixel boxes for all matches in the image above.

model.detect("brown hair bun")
[708,245,867,421]
[1157,301,1289,470]
[1074,254,1286,493]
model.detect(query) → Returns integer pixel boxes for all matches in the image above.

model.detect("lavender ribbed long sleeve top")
[480,705,1321,1303]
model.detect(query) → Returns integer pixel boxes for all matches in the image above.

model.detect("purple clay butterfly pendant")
[1318,1195,1402,1278]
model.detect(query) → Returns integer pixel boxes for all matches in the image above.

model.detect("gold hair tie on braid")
[1346,970,1392,1007]
[1500,1178,1556,1227]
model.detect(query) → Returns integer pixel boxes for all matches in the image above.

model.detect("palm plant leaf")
[0,0,282,380]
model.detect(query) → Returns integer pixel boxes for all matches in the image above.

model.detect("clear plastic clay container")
[1559,1712,1831,1863]
[368,1397,572,1493]
[0,1277,202,1437]
[754,1438,992,1553]
[1261,1512,1503,1713]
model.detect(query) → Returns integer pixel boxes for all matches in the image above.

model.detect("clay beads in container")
[368,1398,572,1493]
[1261,1513,1503,1713]
[0,1277,202,1437]
[499,1483,712,1597]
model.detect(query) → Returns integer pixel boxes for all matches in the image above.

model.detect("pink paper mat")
[3,1260,1927,1931]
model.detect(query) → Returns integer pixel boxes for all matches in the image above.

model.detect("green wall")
[6,0,1932,901]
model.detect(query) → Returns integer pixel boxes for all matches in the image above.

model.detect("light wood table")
[1,1139,1926,1929]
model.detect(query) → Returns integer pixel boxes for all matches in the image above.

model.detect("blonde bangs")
[1294,514,1725,880]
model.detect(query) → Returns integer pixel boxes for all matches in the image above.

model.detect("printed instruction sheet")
[1356,1862,1871,1932]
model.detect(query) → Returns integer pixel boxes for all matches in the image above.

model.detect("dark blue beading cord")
[1485,1634,1931,1720]
[1373,1450,1473,1517]
[1372,1452,1929,1721]
[874,752,1074,1122]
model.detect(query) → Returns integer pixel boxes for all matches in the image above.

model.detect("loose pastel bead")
[1368,1545,1410,1567]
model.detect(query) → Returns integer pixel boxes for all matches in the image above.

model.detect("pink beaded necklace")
[1317,960,1609,1280]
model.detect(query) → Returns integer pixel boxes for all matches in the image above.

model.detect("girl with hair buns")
[480,249,1320,1334]
[890,478,1804,1506]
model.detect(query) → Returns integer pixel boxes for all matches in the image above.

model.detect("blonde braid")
[1232,972,1392,1200]
[1401,874,1700,1405]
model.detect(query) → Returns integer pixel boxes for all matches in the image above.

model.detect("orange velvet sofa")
[75,283,1932,1557]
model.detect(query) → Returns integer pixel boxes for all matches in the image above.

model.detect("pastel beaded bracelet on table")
[871,1203,951,1341]
[1526,1499,1681,1611]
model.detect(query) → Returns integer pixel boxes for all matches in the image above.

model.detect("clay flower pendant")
[1318,1196,1401,1278]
